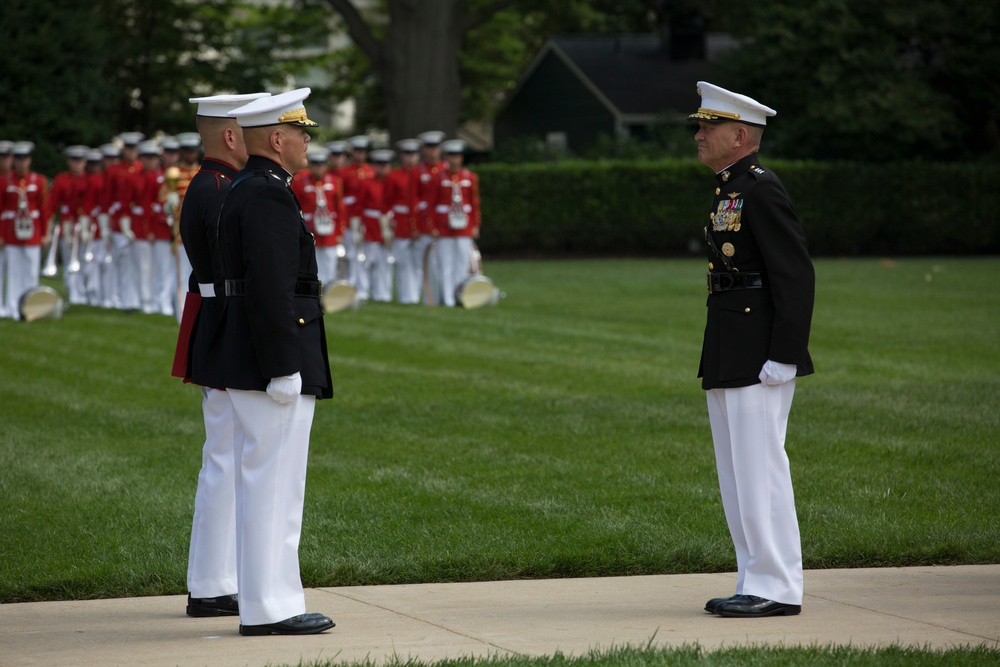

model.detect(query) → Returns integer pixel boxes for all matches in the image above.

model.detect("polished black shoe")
[239,612,335,636]
[186,593,239,617]
[704,594,745,614]
[715,595,801,617]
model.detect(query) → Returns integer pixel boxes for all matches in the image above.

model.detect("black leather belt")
[224,279,322,298]
[707,272,768,294]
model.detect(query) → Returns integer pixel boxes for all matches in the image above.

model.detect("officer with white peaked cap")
[212,87,334,637]
[171,90,271,619]
[688,81,814,619]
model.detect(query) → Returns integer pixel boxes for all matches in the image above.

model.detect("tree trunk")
[382,0,466,141]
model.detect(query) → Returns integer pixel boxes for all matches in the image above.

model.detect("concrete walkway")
[2,565,997,666]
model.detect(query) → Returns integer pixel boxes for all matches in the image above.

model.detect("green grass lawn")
[1,257,998,605]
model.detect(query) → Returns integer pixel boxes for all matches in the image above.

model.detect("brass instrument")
[162,166,181,229]
[99,214,114,265]
[41,218,61,277]
[82,216,96,263]
[66,217,82,274]
[380,212,396,265]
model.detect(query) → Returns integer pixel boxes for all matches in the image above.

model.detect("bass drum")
[18,285,65,322]
[456,275,501,309]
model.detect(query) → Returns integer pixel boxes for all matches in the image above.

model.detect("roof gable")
[503,34,738,120]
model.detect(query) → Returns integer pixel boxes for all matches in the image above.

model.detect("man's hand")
[759,360,797,385]
[266,372,302,404]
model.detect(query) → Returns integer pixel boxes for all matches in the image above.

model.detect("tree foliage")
[713,0,1000,161]
[0,1,116,174]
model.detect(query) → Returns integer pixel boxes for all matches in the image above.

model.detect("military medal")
[713,198,744,232]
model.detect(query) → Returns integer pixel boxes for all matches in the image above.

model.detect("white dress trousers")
[152,239,176,316]
[3,245,40,320]
[111,232,140,310]
[134,239,154,313]
[363,241,392,302]
[187,387,238,598]
[228,389,316,626]
[707,380,803,605]
[436,237,458,306]
[315,245,338,289]
[392,238,420,304]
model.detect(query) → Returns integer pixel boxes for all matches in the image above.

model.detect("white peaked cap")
[441,139,466,154]
[65,145,90,159]
[189,92,271,118]
[370,149,394,163]
[689,81,776,127]
[348,135,370,150]
[307,146,330,162]
[137,140,161,156]
[228,88,317,128]
[418,130,445,146]
[118,132,145,146]
[396,138,420,152]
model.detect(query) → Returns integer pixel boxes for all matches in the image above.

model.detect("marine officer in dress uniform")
[215,88,334,636]
[172,92,270,619]
[689,81,815,618]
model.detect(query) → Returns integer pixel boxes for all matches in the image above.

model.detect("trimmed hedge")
[474,159,1000,257]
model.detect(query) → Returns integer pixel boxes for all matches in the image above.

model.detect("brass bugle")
[41,219,61,277]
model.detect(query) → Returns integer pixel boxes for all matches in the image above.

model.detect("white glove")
[119,216,135,242]
[266,372,302,404]
[759,360,797,386]
[166,192,180,210]
[97,213,111,240]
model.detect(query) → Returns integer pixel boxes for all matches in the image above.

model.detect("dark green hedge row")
[474,159,1000,257]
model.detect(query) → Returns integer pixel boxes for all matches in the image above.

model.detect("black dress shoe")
[704,594,745,614]
[186,593,239,617]
[715,595,801,617]
[239,612,335,636]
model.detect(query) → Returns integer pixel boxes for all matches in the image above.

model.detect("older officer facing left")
[690,81,815,619]
[214,88,334,636]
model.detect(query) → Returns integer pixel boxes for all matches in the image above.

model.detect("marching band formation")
[0,128,489,322]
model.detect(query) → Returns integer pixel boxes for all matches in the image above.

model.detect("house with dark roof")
[492,32,738,154]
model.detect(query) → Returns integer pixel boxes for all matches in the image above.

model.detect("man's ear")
[733,124,748,148]
[270,129,284,153]
[224,127,238,150]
